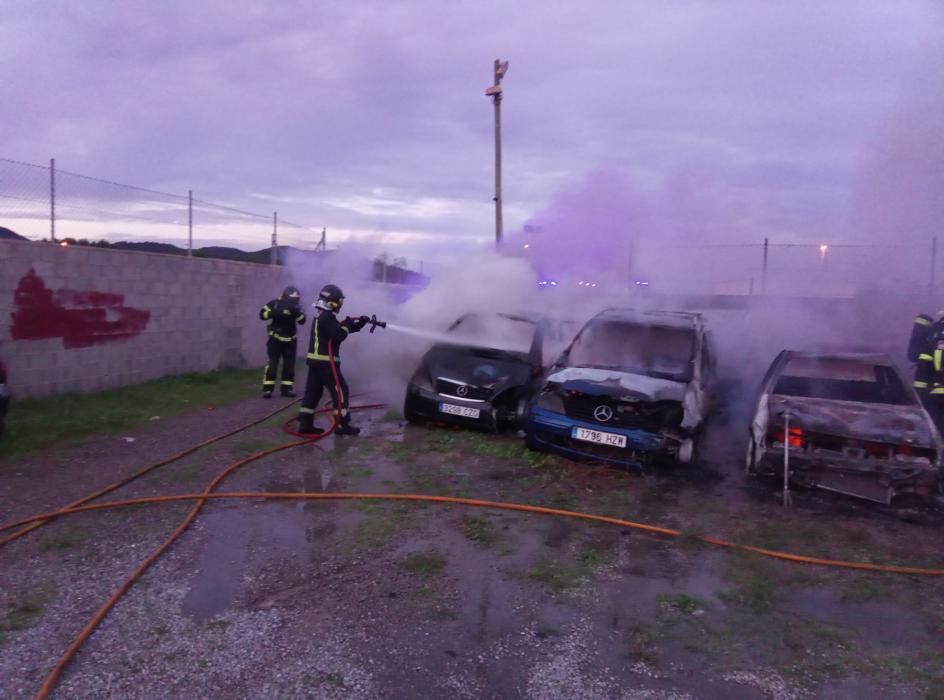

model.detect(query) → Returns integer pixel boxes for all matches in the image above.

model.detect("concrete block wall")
[0,239,290,398]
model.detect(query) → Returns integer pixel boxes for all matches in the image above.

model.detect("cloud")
[1,0,941,257]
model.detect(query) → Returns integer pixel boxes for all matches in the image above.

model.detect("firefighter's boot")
[335,414,361,436]
[281,387,298,398]
[297,412,323,435]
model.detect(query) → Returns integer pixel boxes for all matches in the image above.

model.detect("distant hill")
[0,226,27,240]
[53,237,429,286]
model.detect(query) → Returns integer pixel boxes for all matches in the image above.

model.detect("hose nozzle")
[368,314,387,334]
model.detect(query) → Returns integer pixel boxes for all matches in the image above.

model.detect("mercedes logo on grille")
[593,405,614,422]
[456,385,470,397]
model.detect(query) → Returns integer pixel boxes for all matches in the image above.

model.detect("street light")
[485,59,509,249]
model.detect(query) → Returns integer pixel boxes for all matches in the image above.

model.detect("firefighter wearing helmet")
[297,283,370,435]
[259,285,306,398]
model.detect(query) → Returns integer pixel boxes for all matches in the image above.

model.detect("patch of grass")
[383,409,404,422]
[348,505,407,551]
[462,516,498,547]
[0,367,261,462]
[39,527,87,552]
[576,547,612,571]
[627,623,657,663]
[400,551,447,575]
[410,586,436,600]
[841,575,890,604]
[389,442,417,465]
[338,464,374,481]
[719,550,780,611]
[498,542,517,557]
[545,489,579,511]
[520,559,583,593]
[657,593,705,616]
[0,585,57,633]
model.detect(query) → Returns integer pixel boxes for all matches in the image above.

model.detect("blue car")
[526,309,716,469]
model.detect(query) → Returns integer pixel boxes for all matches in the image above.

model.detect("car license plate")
[572,426,627,448]
[439,403,481,419]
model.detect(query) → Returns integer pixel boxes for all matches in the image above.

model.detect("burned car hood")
[767,394,935,446]
[546,367,687,402]
[423,344,531,393]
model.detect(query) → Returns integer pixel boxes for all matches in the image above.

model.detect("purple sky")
[2,1,942,257]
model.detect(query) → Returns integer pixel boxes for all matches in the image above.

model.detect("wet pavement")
[2,396,944,699]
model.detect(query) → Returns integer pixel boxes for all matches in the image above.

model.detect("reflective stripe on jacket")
[307,310,354,362]
[260,298,306,341]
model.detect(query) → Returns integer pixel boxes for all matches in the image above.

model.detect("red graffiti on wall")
[10,269,150,349]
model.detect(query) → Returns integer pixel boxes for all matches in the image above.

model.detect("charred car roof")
[589,308,704,331]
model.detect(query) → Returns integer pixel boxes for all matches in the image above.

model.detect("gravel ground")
[2,396,943,699]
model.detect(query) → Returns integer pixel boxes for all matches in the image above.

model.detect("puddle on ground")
[182,504,312,622]
[598,549,730,628]
[784,587,930,650]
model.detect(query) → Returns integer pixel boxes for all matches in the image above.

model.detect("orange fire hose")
[30,340,362,699]
[2,339,941,698]
[6,491,944,577]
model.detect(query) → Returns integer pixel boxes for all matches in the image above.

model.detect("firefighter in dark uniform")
[914,314,944,429]
[908,313,935,364]
[260,286,306,398]
[297,284,369,435]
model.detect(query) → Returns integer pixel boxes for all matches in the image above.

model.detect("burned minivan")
[403,313,574,431]
[525,309,715,468]
[746,351,943,505]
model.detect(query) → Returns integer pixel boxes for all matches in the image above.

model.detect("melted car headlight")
[535,388,565,413]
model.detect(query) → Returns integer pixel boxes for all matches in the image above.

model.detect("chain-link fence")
[0,157,327,259]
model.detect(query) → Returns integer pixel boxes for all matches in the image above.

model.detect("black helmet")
[282,285,300,301]
[316,283,345,312]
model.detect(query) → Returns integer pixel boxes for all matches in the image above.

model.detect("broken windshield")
[447,314,536,354]
[772,358,913,405]
[566,321,695,381]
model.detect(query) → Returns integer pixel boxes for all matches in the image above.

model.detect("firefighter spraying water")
[297,284,387,435]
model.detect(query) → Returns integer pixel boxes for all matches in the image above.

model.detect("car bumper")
[404,386,497,430]
[755,448,941,504]
[526,406,685,468]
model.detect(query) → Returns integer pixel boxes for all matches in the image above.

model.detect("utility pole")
[271,212,278,266]
[187,189,193,256]
[485,59,509,250]
[50,158,56,242]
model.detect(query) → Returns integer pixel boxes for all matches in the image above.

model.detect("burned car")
[746,351,943,505]
[525,309,716,468]
[403,313,573,431]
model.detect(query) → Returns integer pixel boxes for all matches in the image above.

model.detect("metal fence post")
[761,237,769,295]
[271,212,278,265]
[50,157,56,242]
[188,189,193,256]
